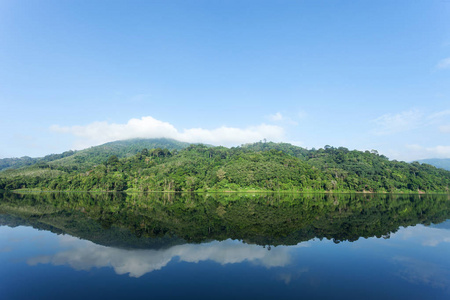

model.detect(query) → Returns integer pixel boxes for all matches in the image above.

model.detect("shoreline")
[6,188,450,195]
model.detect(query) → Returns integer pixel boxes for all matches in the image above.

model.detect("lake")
[1,192,449,299]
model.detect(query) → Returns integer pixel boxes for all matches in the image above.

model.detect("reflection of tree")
[0,192,449,249]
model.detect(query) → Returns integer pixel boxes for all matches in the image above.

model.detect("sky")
[1,0,449,161]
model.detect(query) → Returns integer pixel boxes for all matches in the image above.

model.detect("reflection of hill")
[1,192,449,249]
[430,219,450,230]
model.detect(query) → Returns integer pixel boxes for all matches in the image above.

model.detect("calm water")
[1,192,449,300]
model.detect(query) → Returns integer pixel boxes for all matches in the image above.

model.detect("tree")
[107,155,119,165]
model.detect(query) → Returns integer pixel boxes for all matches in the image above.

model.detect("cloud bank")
[51,116,285,149]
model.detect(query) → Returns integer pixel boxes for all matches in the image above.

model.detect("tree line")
[1,141,449,193]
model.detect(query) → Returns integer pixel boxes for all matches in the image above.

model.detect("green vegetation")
[0,150,76,171]
[1,192,449,248]
[0,138,189,173]
[1,140,449,193]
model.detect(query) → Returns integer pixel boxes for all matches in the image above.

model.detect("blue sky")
[1,0,449,161]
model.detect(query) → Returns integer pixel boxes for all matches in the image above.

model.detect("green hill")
[45,138,190,170]
[0,138,190,177]
[0,150,76,171]
[1,140,449,193]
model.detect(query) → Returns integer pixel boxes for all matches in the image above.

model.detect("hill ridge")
[0,138,191,172]
[1,140,449,193]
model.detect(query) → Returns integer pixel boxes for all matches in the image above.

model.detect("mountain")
[45,138,191,170]
[1,140,449,193]
[0,138,190,174]
[416,158,450,171]
[0,151,76,171]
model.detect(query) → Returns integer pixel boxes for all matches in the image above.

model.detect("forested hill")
[1,141,449,193]
[0,151,76,171]
[0,138,190,172]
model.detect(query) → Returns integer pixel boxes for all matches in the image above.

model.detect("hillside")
[1,140,449,193]
[416,158,450,171]
[0,138,190,177]
[0,150,76,171]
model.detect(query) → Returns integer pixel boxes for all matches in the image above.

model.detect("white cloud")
[269,112,284,121]
[437,57,450,69]
[439,125,450,133]
[51,116,285,149]
[428,109,450,121]
[28,238,292,278]
[404,144,450,160]
[372,108,450,137]
[426,145,450,157]
[372,109,423,135]
[268,111,303,125]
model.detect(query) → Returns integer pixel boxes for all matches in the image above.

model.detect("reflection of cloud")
[395,225,450,247]
[28,238,292,278]
[276,267,309,285]
[392,256,450,290]
[0,246,12,253]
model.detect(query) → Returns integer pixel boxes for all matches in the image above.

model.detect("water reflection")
[392,256,450,291]
[1,192,449,249]
[1,192,450,299]
[395,225,450,247]
[27,236,296,278]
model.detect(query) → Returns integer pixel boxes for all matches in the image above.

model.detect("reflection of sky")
[392,256,450,291]
[1,222,450,299]
[388,225,450,294]
[393,225,450,247]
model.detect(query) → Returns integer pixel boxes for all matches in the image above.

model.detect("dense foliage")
[1,141,449,192]
[0,138,189,173]
[1,192,449,248]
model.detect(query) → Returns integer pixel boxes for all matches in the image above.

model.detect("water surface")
[1,192,449,299]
